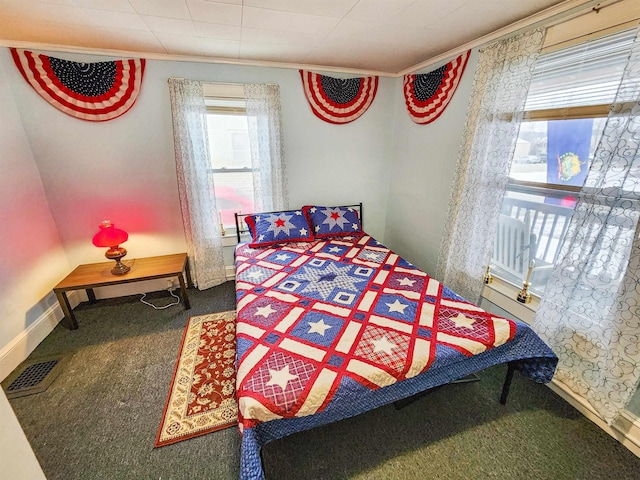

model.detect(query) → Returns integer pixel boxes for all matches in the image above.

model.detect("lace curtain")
[533,26,640,424]
[168,78,226,290]
[436,29,546,302]
[244,84,288,212]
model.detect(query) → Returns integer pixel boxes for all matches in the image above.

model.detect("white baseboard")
[0,291,81,382]
[547,378,640,458]
[226,265,235,281]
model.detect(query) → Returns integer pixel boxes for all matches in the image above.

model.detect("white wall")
[0,52,67,478]
[1,49,392,274]
[0,53,70,361]
[383,50,479,276]
[0,390,46,480]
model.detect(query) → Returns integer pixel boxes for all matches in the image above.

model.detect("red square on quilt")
[243,351,317,413]
[353,325,410,375]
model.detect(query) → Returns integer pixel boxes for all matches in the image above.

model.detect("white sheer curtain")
[436,29,546,302]
[533,26,640,424]
[168,78,226,290]
[244,83,288,212]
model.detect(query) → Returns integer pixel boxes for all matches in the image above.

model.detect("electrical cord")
[140,287,181,310]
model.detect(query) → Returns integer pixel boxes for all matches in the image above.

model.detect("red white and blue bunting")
[300,70,378,124]
[11,48,145,122]
[403,50,470,124]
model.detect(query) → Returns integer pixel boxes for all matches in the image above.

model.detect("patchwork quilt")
[235,235,557,479]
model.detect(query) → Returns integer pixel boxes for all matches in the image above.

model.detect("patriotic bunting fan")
[300,70,378,124]
[403,51,470,124]
[11,48,145,122]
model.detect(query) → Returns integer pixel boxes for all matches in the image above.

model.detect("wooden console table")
[53,253,192,330]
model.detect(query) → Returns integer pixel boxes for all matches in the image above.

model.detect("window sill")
[481,276,540,325]
[221,232,250,247]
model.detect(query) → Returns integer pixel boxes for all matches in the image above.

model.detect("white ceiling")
[0,0,578,74]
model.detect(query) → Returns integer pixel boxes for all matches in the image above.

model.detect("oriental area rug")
[155,311,238,447]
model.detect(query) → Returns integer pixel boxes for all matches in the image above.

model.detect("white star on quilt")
[371,336,398,355]
[295,211,302,215]
[307,319,332,336]
[386,299,408,314]
[364,251,379,260]
[275,254,290,261]
[320,208,349,230]
[397,277,416,287]
[266,365,298,390]
[255,304,276,318]
[352,223,359,230]
[450,313,476,329]
[310,207,317,213]
[328,246,342,253]
[266,213,296,237]
[247,271,264,280]
[300,227,308,236]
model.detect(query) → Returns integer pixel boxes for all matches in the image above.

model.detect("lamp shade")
[92,220,128,247]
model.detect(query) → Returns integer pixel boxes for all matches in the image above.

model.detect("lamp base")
[105,247,131,275]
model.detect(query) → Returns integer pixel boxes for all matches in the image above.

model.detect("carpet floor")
[5,281,640,480]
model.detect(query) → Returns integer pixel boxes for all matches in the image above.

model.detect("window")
[205,88,254,230]
[204,82,286,234]
[492,29,636,293]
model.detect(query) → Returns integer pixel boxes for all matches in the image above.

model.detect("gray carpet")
[4,281,640,480]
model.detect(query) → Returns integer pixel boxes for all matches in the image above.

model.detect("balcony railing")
[493,193,575,292]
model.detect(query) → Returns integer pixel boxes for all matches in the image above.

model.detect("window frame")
[204,93,255,233]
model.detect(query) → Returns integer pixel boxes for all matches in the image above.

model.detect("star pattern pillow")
[303,205,363,238]
[245,210,314,247]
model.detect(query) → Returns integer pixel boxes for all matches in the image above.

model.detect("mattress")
[234,234,557,479]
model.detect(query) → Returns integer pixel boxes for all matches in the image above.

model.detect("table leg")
[178,274,191,310]
[86,288,97,304]
[55,290,78,330]
[184,260,193,289]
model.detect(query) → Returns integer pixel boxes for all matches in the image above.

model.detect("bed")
[234,204,557,479]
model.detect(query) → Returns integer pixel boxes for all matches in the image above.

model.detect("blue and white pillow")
[245,210,314,247]
[303,205,363,238]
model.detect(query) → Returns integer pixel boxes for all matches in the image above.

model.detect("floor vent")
[3,355,70,399]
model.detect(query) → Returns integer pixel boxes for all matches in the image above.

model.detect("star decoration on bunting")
[450,313,476,329]
[255,305,276,318]
[307,319,332,336]
[372,336,398,355]
[386,299,408,314]
[266,365,298,391]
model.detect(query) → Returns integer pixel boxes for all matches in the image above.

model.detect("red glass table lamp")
[92,220,130,275]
